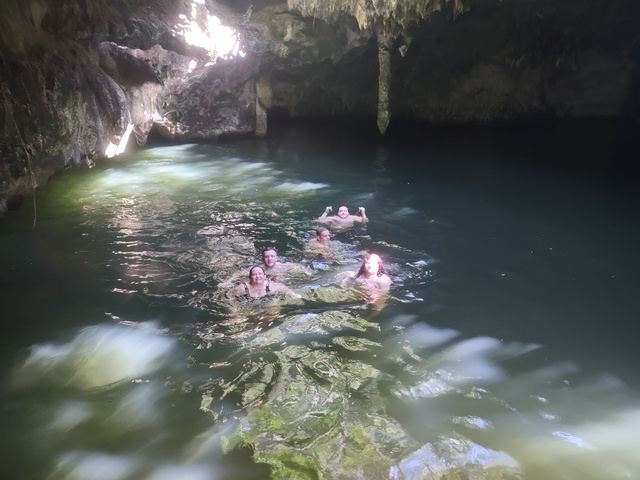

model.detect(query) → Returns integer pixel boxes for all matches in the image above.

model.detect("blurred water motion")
[9,324,176,390]
[4,318,639,480]
[2,130,640,479]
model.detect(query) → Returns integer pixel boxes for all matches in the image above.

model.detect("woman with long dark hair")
[346,253,392,294]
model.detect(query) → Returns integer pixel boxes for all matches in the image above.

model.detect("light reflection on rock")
[390,435,523,479]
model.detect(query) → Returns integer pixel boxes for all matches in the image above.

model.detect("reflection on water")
[2,129,640,479]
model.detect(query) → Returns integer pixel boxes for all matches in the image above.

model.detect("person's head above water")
[315,226,331,244]
[337,205,350,218]
[318,205,367,227]
[355,253,386,278]
[248,265,267,283]
[261,246,278,268]
[230,264,300,299]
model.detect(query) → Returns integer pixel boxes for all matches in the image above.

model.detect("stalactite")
[376,30,392,135]
[287,0,467,30]
[286,0,471,134]
[255,75,271,137]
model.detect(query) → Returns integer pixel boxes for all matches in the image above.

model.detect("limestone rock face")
[385,0,640,124]
[1,0,639,214]
[0,0,229,214]
[157,57,259,140]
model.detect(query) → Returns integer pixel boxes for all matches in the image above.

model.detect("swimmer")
[339,253,392,294]
[260,246,310,280]
[306,226,349,261]
[317,205,368,229]
[229,265,300,299]
[306,226,332,252]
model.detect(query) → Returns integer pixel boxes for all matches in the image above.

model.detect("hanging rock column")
[255,75,272,137]
[376,30,392,135]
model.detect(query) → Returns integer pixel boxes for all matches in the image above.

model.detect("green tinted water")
[1,123,639,479]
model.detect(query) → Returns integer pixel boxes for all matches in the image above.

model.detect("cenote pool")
[1,121,639,479]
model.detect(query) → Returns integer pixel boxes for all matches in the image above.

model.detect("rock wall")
[388,0,640,123]
[1,0,638,215]
[0,0,175,214]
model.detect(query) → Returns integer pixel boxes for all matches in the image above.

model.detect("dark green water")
[1,121,639,479]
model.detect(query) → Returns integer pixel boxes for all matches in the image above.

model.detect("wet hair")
[248,265,266,277]
[261,246,277,255]
[316,226,330,236]
[354,253,386,279]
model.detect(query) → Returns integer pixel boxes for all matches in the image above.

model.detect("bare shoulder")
[306,238,323,249]
[271,281,301,298]
[269,280,287,290]
[270,280,291,292]
[282,261,304,269]
[227,283,245,298]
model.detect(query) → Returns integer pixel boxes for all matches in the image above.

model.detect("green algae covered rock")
[223,344,418,479]
[203,309,524,479]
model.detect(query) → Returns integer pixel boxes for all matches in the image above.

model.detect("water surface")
[1,121,639,479]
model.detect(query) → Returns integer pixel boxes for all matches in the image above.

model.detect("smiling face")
[363,257,380,275]
[337,206,349,218]
[361,254,383,277]
[249,266,266,284]
[262,249,278,268]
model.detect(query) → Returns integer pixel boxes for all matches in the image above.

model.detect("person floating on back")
[317,205,368,229]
